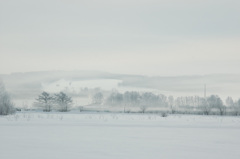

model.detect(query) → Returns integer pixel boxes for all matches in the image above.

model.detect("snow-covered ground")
[1,112,240,159]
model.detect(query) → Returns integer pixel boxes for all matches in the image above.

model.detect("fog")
[1,0,240,75]
[1,71,240,108]
[0,0,240,110]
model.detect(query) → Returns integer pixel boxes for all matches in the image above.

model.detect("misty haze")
[1,1,240,159]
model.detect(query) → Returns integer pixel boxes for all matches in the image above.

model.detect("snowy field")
[1,112,240,159]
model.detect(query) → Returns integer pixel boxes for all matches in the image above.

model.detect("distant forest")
[1,71,240,116]
[33,89,240,116]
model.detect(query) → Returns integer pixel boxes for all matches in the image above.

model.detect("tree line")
[1,79,240,116]
[34,90,240,115]
[99,91,240,115]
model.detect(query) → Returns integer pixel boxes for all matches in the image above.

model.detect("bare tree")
[226,96,234,107]
[207,95,225,115]
[140,105,147,113]
[106,91,123,106]
[54,92,72,112]
[35,91,54,112]
[232,99,240,115]
[168,96,175,114]
[0,81,15,115]
[92,92,103,104]
[199,98,211,115]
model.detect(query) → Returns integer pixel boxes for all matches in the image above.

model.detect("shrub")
[0,82,15,115]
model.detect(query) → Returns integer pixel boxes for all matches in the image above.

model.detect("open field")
[1,112,240,159]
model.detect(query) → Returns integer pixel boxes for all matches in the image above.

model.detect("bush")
[0,82,15,115]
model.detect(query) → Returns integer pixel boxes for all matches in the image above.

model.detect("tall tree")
[54,92,72,112]
[168,96,175,113]
[92,92,103,104]
[36,91,54,112]
[207,95,225,115]
[199,98,211,115]
[233,99,240,115]
[226,97,234,107]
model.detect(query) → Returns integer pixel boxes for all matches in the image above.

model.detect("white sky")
[0,0,240,76]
